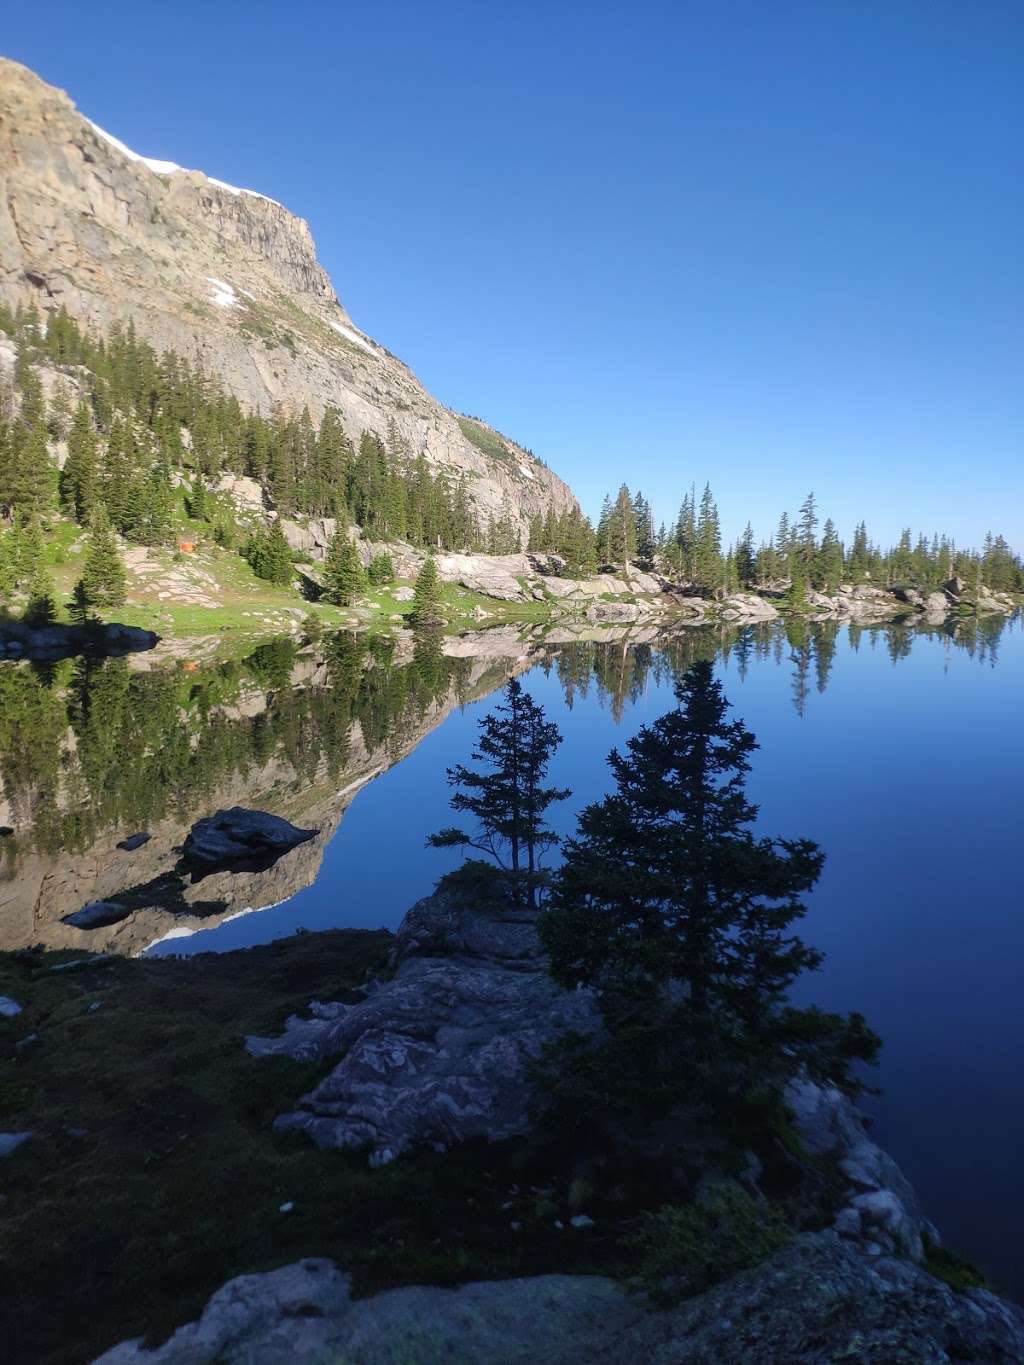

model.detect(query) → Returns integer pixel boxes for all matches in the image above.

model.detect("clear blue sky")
[5,2,1022,548]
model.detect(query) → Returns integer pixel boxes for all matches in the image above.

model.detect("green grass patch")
[456,417,513,463]
[0,934,625,1364]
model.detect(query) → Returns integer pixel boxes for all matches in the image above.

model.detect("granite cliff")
[0,58,576,537]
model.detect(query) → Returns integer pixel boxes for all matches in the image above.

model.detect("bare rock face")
[0,58,577,537]
[93,1237,1024,1365]
[93,1261,644,1365]
[247,889,601,1164]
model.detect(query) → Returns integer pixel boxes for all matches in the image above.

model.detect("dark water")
[1,615,1021,1295]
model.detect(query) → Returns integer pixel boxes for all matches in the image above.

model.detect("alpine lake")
[1,611,1021,1299]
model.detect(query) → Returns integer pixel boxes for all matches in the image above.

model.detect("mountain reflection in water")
[0,613,1012,959]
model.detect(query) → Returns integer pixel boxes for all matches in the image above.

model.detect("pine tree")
[736,522,756,587]
[674,487,696,581]
[428,678,570,906]
[539,662,879,1118]
[79,504,127,609]
[609,485,638,567]
[19,514,58,625]
[693,483,723,592]
[323,530,366,605]
[252,519,294,587]
[817,519,844,592]
[60,402,99,523]
[367,552,395,586]
[410,554,445,626]
[8,424,55,519]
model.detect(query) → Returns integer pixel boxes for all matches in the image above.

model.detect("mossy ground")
[0,935,625,1365]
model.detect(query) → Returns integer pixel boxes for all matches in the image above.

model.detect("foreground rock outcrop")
[95,894,1024,1362]
[248,891,599,1163]
[95,1234,1024,1364]
[250,893,939,1264]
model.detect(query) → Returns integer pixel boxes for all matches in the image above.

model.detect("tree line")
[1,304,1019,602]
[581,483,1021,596]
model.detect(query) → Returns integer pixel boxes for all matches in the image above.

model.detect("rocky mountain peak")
[0,58,577,532]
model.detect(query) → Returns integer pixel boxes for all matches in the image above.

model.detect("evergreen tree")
[612,484,638,566]
[18,514,58,625]
[251,519,294,587]
[428,678,570,906]
[539,662,879,1120]
[8,424,55,519]
[410,554,445,626]
[60,402,99,523]
[323,530,366,605]
[693,483,723,592]
[675,487,697,580]
[79,504,127,609]
[817,519,844,592]
[736,522,756,587]
[367,552,395,586]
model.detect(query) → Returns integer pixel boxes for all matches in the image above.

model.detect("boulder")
[720,593,778,622]
[62,901,132,930]
[585,601,642,623]
[541,576,585,600]
[0,996,22,1017]
[433,553,526,602]
[944,576,966,596]
[117,832,151,852]
[182,808,317,872]
[893,586,924,606]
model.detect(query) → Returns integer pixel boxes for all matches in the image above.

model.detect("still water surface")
[1,616,1021,1293]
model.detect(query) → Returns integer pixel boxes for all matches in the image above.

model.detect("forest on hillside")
[0,304,1020,607]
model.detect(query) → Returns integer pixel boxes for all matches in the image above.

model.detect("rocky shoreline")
[277,523,1022,631]
[96,890,1024,1363]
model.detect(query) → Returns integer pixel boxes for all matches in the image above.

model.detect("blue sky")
[5,2,1022,548]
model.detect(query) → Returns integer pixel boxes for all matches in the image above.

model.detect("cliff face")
[0,59,577,534]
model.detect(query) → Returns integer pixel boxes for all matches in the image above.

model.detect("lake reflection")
[1,613,1021,1294]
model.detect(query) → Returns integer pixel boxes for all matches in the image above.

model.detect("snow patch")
[329,320,376,356]
[206,277,240,309]
[85,118,281,206]
[518,466,536,481]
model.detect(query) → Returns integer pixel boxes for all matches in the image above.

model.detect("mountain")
[0,58,576,534]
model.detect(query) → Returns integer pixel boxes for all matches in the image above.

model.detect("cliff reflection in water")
[0,613,1014,956]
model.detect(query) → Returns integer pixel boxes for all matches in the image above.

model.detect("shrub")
[630,1181,790,1304]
